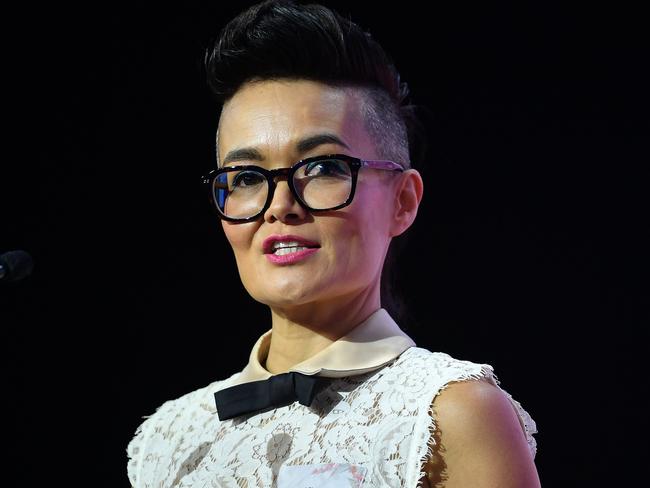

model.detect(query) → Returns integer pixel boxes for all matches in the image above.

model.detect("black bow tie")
[214,371,326,420]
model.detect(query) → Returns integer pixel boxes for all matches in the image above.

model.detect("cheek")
[221,222,258,257]
[355,184,392,235]
[328,198,391,272]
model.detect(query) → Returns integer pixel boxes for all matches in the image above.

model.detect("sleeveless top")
[127,311,537,488]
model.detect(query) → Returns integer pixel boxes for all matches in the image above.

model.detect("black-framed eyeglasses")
[201,154,405,222]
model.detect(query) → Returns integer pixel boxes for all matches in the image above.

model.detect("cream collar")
[230,308,416,387]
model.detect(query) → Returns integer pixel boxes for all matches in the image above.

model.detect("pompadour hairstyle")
[204,0,426,326]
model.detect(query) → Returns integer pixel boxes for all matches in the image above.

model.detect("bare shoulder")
[434,378,517,429]
[426,379,541,488]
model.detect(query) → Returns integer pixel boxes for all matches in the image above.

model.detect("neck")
[264,288,381,374]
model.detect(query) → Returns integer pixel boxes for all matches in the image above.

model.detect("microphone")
[0,250,34,283]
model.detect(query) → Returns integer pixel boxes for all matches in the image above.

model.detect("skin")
[217,78,540,487]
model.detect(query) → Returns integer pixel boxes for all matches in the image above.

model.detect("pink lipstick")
[263,234,320,265]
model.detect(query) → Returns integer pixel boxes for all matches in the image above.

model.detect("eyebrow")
[222,133,350,166]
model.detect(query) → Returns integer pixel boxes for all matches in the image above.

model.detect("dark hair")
[204,0,426,327]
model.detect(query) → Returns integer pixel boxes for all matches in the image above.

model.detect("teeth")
[272,241,304,251]
[274,246,308,256]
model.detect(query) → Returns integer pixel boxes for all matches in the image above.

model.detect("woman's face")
[217,79,402,312]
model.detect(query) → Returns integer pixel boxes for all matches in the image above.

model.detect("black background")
[2,1,648,486]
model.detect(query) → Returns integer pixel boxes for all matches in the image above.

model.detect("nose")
[263,178,308,223]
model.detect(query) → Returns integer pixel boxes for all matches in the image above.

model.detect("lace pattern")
[127,348,537,487]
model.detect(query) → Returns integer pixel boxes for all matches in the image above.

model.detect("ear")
[389,169,424,237]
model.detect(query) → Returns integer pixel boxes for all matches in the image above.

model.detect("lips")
[262,234,320,254]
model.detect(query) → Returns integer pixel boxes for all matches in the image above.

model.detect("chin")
[252,287,318,308]
[246,268,322,299]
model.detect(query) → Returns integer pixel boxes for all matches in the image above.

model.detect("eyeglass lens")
[213,158,353,219]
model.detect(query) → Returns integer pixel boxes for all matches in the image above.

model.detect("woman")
[127,1,540,486]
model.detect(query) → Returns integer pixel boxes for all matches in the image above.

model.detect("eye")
[303,159,350,177]
[231,170,265,189]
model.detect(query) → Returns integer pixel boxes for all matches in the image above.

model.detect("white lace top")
[127,310,537,488]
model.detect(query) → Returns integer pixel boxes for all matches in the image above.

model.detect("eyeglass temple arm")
[362,160,405,171]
